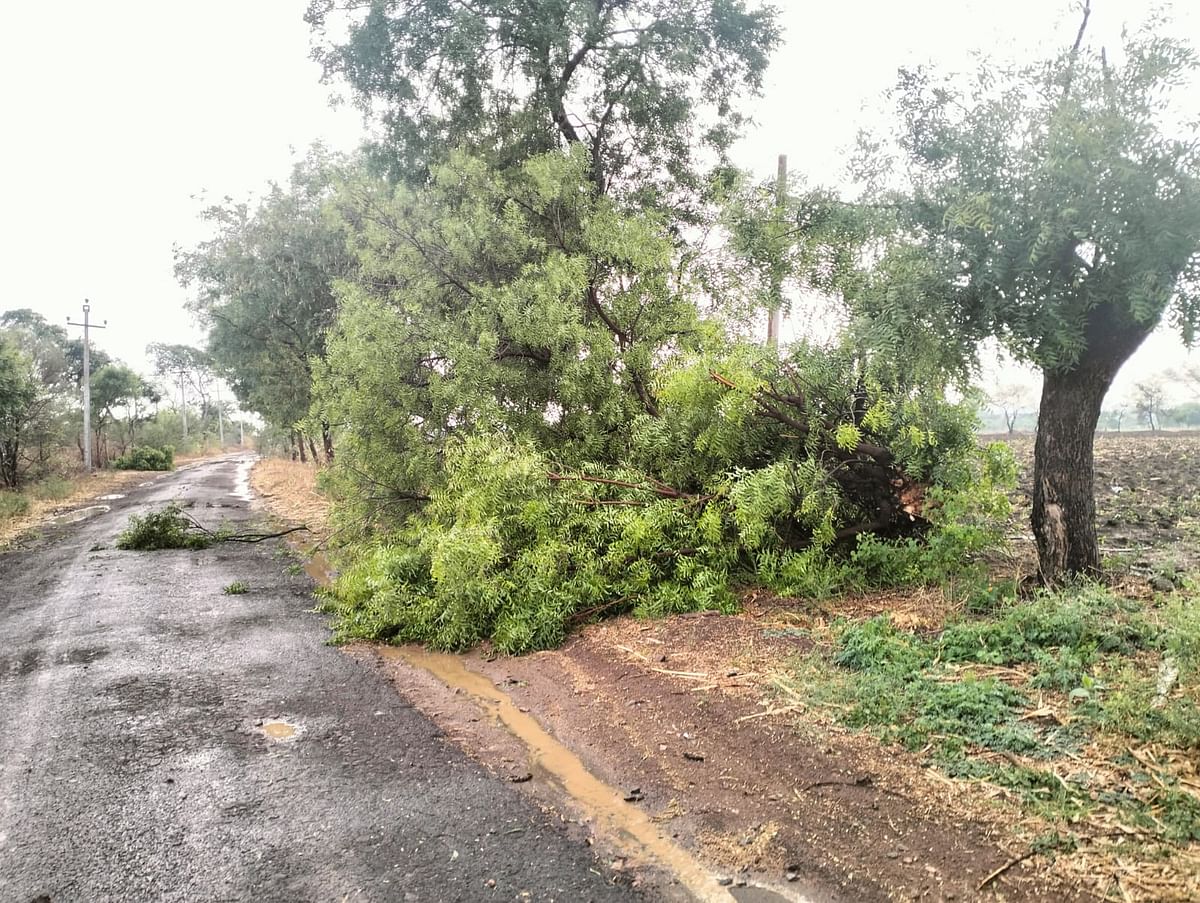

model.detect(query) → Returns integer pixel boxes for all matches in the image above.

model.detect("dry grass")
[0,469,162,548]
[250,457,330,540]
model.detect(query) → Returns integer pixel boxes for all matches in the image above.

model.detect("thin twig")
[977,849,1039,892]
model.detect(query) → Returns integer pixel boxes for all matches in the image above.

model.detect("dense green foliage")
[0,334,39,489]
[176,150,355,458]
[299,140,1013,652]
[180,4,1200,657]
[111,446,175,471]
[307,0,780,201]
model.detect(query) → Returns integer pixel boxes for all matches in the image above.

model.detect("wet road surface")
[0,456,637,902]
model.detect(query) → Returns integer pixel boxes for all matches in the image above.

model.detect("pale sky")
[2,1,1198,406]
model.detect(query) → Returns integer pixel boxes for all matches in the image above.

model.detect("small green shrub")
[31,476,73,501]
[0,491,30,520]
[223,580,250,595]
[116,504,211,550]
[112,446,174,471]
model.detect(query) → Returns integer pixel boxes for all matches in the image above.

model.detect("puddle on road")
[232,457,256,502]
[381,646,803,903]
[304,551,335,585]
[259,719,301,742]
[44,504,110,526]
[97,493,126,501]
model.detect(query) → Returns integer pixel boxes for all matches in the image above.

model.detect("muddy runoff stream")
[298,547,799,903]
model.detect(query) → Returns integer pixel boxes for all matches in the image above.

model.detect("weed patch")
[30,476,73,501]
[0,491,30,520]
[781,580,1200,881]
[223,580,250,595]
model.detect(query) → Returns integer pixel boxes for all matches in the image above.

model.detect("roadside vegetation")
[180,3,1199,893]
[0,309,259,536]
[773,576,1200,896]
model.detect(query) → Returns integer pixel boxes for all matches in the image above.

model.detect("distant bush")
[112,446,174,471]
[0,491,30,520]
[116,503,211,550]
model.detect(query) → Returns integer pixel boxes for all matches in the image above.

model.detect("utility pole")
[767,153,787,349]
[216,382,225,447]
[176,370,189,439]
[67,300,107,473]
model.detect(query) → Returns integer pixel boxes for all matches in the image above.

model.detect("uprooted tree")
[279,0,1032,652]
[310,147,1006,652]
[855,10,1200,583]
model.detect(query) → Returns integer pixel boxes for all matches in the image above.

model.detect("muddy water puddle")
[44,505,110,526]
[382,646,801,903]
[258,719,301,742]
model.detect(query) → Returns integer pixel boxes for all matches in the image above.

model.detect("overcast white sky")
[1,1,1197,405]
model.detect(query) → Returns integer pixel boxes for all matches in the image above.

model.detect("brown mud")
[355,610,1085,902]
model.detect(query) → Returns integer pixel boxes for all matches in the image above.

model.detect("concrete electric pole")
[216,382,225,447]
[767,153,787,349]
[67,300,107,473]
[176,370,189,439]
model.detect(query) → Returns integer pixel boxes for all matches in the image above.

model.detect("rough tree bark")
[321,421,335,463]
[1032,303,1152,583]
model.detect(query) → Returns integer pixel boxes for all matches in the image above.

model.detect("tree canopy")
[176,150,356,456]
[855,15,1200,580]
[306,0,780,200]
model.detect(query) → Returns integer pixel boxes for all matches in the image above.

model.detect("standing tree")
[175,149,355,462]
[1131,379,1166,431]
[0,310,76,481]
[0,336,38,489]
[989,382,1036,435]
[305,0,780,200]
[860,11,1200,581]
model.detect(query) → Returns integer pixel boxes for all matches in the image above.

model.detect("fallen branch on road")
[116,502,309,551]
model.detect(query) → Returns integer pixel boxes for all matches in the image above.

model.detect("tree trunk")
[294,431,308,464]
[306,435,320,463]
[1033,304,1152,583]
[321,421,335,463]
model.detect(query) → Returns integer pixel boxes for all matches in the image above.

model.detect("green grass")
[780,580,1200,854]
[223,580,250,595]
[0,491,31,520]
[30,476,73,501]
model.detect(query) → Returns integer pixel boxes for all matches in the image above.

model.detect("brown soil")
[359,611,1087,902]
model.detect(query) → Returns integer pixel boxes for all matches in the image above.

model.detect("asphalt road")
[0,456,638,903]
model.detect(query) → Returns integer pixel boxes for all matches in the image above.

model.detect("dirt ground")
[254,435,1200,902]
[998,431,1200,574]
